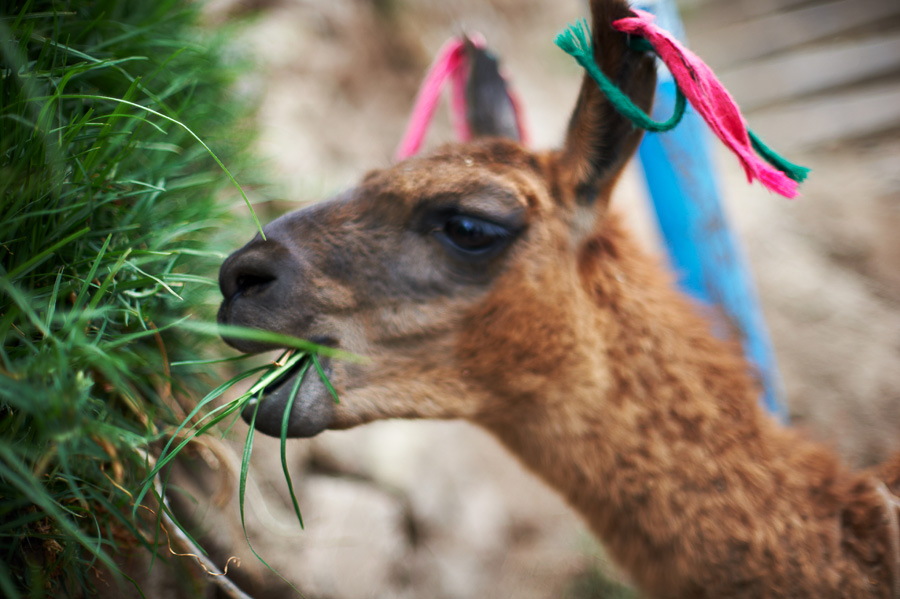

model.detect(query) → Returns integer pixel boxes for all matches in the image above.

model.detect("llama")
[217,0,900,596]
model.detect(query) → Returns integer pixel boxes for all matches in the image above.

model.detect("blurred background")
[186,0,900,597]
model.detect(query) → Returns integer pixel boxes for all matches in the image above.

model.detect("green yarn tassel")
[554,19,686,133]
[749,129,811,183]
[556,19,810,186]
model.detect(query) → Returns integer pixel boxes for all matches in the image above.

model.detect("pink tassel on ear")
[613,9,801,198]
[395,38,468,161]
[395,34,527,161]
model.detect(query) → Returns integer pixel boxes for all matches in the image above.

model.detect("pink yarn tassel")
[613,10,800,198]
[395,38,467,161]
[395,34,527,161]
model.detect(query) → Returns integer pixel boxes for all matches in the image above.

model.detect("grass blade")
[281,360,312,530]
[188,321,363,363]
[311,354,340,404]
[66,233,113,320]
[240,396,305,596]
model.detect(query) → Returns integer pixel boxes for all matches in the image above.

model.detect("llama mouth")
[242,354,336,438]
[261,355,311,398]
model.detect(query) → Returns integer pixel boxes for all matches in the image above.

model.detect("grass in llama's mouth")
[260,350,310,399]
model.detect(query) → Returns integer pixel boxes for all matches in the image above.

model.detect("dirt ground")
[167,1,900,597]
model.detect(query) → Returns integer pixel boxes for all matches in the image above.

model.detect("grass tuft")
[0,0,267,595]
[143,327,347,596]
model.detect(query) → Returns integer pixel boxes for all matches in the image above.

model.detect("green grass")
[0,1,265,595]
[142,326,353,595]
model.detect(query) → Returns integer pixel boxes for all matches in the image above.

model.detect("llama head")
[217,0,656,438]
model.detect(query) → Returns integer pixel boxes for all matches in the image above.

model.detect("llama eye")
[439,215,511,254]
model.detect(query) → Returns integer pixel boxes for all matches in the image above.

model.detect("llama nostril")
[235,272,276,296]
[219,238,291,305]
[219,253,279,302]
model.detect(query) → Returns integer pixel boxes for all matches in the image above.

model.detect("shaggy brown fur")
[217,0,900,596]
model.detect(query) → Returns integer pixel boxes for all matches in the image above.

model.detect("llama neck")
[481,215,884,598]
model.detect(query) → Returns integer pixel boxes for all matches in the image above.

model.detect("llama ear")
[464,38,522,142]
[558,0,656,208]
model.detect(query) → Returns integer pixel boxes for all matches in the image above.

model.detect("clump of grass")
[141,325,351,593]
[0,1,262,595]
[143,340,342,595]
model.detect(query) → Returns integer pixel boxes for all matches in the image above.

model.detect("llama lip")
[242,355,335,438]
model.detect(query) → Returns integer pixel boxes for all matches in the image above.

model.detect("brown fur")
[217,1,900,596]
